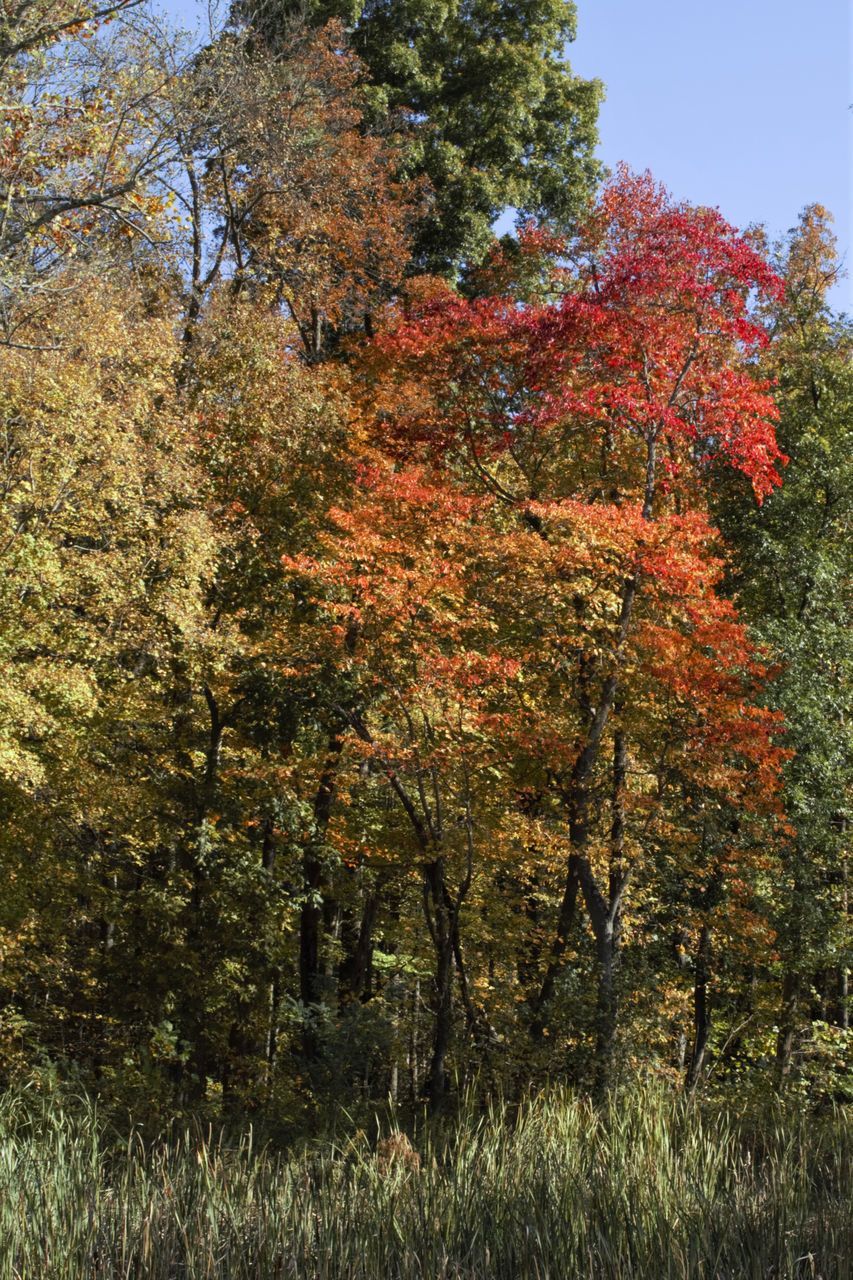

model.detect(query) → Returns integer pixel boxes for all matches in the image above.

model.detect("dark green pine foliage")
[713,208,853,1091]
[238,0,603,274]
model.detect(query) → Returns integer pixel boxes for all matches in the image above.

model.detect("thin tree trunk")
[594,725,627,1093]
[686,922,712,1091]
[775,966,800,1090]
[572,725,630,1097]
[409,976,420,1106]
[182,685,226,1100]
[299,729,343,1057]
[841,858,849,1032]
[530,855,580,1037]
[775,871,804,1091]
[261,817,280,1076]
[423,857,454,1113]
[338,892,380,1005]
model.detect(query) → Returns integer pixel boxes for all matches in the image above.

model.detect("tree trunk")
[686,922,712,1091]
[530,855,580,1038]
[338,892,380,1005]
[409,976,421,1106]
[841,859,849,1032]
[592,917,620,1094]
[774,870,805,1091]
[181,684,225,1102]
[573,725,629,1097]
[424,857,455,1113]
[775,966,800,1090]
[594,726,627,1093]
[299,728,343,1057]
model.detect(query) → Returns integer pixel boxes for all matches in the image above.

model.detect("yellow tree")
[0,0,188,345]
[0,256,218,1089]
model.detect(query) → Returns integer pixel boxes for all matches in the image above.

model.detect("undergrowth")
[0,1085,850,1278]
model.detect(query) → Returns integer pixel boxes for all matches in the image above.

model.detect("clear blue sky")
[567,0,851,311]
[164,0,851,311]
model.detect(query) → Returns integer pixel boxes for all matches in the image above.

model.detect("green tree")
[713,207,853,1094]
[238,0,603,274]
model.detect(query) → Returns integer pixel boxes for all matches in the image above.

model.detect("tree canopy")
[0,0,849,1122]
[236,0,603,273]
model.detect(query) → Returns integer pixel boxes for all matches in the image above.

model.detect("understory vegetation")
[0,1086,851,1279]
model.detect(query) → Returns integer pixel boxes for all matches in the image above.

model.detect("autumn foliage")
[0,0,849,1122]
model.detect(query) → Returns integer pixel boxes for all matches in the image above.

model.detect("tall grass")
[0,1085,850,1279]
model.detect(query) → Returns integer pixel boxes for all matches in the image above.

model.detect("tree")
[0,259,219,1091]
[237,0,603,274]
[5,0,826,1115]
[285,464,529,1108]
[172,18,423,358]
[713,207,853,1094]
[361,170,787,1092]
[157,24,429,1088]
[0,0,186,343]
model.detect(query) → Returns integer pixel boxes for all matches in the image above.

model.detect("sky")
[567,0,851,311]
[164,0,852,311]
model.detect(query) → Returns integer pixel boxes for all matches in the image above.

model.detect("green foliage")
[712,208,853,1086]
[0,1085,852,1278]
[239,0,603,273]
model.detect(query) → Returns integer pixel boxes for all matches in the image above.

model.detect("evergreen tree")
[237,0,603,274]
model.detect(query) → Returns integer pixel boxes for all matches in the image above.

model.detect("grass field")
[0,1086,850,1279]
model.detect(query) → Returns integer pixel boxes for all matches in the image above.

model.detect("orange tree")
[173,18,424,357]
[348,169,789,1093]
[285,464,529,1109]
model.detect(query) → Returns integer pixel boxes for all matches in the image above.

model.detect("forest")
[1,0,851,1140]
